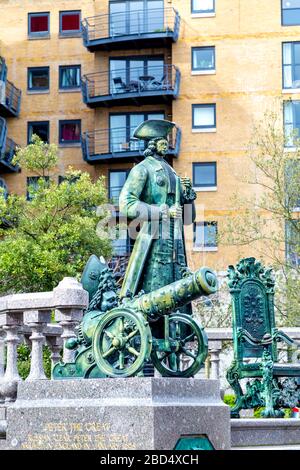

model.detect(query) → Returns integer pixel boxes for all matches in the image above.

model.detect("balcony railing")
[82,7,180,51]
[81,64,180,107]
[81,125,181,163]
[0,117,19,173]
[0,79,21,118]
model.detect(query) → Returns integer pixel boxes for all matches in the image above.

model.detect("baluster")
[0,329,5,378]
[53,277,88,364]
[209,341,222,380]
[46,336,63,371]
[24,310,51,381]
[0,314,23,383]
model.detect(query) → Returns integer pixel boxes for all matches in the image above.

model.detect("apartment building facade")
[0,0,299,271]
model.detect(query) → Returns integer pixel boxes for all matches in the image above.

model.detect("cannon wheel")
[151,313,208,378]
[92,307,152,378]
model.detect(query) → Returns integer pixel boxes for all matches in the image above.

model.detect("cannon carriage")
[53,255,217,379]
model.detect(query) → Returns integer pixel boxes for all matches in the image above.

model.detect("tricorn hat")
[133,119,175,141]
[81,254,108,302]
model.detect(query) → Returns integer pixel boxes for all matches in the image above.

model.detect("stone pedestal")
[4,378,230,450]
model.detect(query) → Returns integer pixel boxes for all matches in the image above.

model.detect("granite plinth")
[5,378,230,450]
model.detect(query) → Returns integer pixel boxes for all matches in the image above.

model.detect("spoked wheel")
[151,313,208,378]
[92,307,152,377]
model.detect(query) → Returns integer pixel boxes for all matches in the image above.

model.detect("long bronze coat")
[119,155,196,299]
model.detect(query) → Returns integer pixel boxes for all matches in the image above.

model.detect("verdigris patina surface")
[226,257,300,418]
[53,119,218,379]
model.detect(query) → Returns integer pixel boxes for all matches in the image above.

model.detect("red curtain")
[61,13,80,31]
[61,123,80,141]
[30,15,48,33]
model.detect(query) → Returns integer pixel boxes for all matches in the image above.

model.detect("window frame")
[192,46,215,72]
[59,65,81,90]
[27,121,50,144]
[27,66,50,92]
[193,221,218,249]
[283,100,300,147]
[191,0,215,14]
[59,119,81,145]
[281,0,300,26]
[108,169,130,205]
[193,162,217,188]
[192,103,216,130]
[59,10,82,36]
[28,12,50,38]
[109,110,165,152]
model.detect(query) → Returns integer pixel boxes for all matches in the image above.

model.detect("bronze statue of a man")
[119,120,196,309]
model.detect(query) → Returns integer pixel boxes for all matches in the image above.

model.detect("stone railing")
[0,278,88,403]
[0,277,299,402]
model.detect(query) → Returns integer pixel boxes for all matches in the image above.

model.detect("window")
[284,101,300,146]
[59,120,81,144]
[194,222,218,249]
[285,160,300,209]
[192,104,216,130]
[28,121,49,143]
[109,170,128,205]
[191,0,215,14]
[60,11,81,35]
[0,178,8,200]
[193,162,217,188]
[28,67,49,91]
[59,65,81,90]
[27,176,49,201]
[109,57,165,94]
[282,42,300,89]
[282,0,300,26]
[28,12,50,37]
[58,175,80,185]
[286,220,300,267]
[192,47,215,72]
[109,0,164,36]
[109,112,164,152]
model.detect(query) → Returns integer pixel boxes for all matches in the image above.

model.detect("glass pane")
[282,10,300,25]
[147,0,164,31]
[193,48,215,70]
[109,171,127,204]
[129,114,144,150]
[110,60,127,93]
[293,65,300,87]
[61,13,80,32]
[284,65,292,88]
[283,0,300,8]
[194,163,216,186]
[147,59,164,87]
[30,15,49,33]
[110,1,127,36]
[60,122,80,142]
[110,115,127,152]
[29,69,49,89]
[61,67,80,88]
[192,0,214,12]
[194,224,204,247]
[129,60,144,84]
[112,237,128,256]
[283,43,292,65]
[194,105,215,127]
[204,223,217,247]
[29,123,49,143]
[129,1,144,34]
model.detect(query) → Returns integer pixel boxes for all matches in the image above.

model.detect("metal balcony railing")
[0,117,19,172]
[82,7,180,51]
[81,64,180,107]
[0,79,22,117]
[0,57,7,82]
[81,125,181,163]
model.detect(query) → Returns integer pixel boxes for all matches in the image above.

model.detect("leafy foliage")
[220,109,300,326]
[0,135,112,293]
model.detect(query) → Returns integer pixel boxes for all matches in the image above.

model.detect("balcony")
[81,125,181,164]
[0,57,7,82]
[82,7,180,52]
[0,118,19,173]
[0,79,22,117]
[81,64,180,108]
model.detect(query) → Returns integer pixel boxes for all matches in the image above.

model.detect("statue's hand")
[180,177,192,190]
[169,205,182,220]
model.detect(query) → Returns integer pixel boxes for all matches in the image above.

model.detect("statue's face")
[156,139,169,156]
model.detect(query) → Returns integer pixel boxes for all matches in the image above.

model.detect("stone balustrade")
[0,277,299,403]
[0,277,89,403]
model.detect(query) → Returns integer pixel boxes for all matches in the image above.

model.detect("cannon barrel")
[129,267,218,318]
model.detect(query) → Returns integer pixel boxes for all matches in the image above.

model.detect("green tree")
[220,110,300,326]
[0,135,112,294]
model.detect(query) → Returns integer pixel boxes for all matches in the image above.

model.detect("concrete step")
[231,418,300,448]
